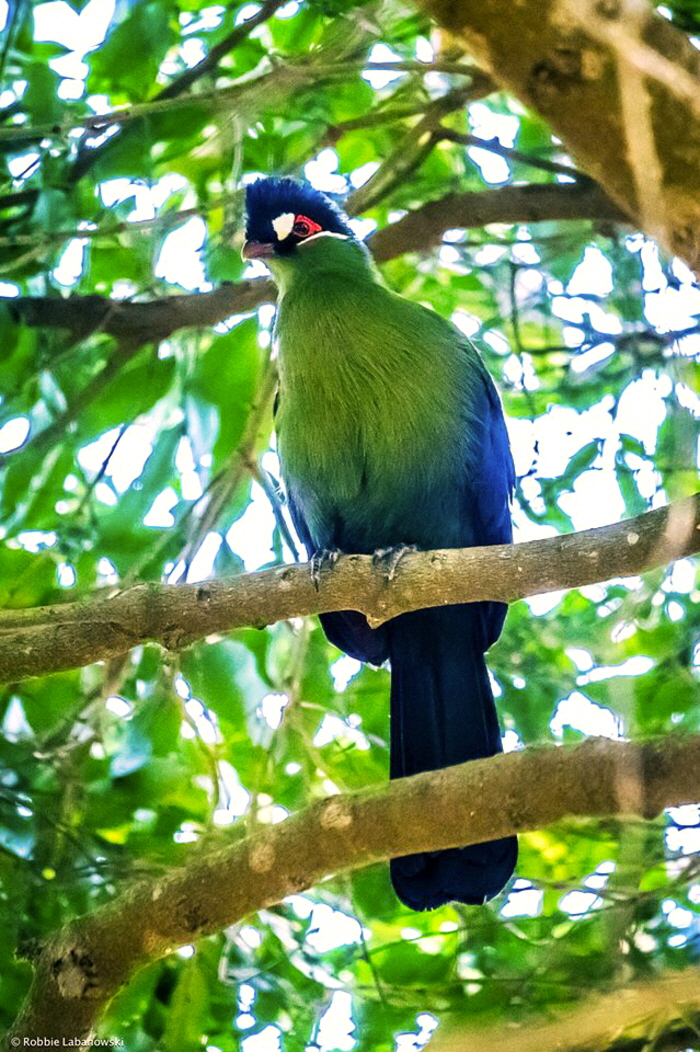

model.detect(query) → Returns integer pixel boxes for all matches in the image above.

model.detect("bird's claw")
[310,547,341,591]
[372,544,418,582]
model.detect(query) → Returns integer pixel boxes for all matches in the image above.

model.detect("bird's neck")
[265,234,376,295]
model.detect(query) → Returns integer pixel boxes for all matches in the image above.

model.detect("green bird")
[243,177,516,911]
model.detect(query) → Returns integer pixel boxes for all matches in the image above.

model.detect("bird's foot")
[309,547,342,591]
[372,544,418,582]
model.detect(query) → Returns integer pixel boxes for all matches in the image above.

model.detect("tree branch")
[367,180,627,259]
[6,182,624,345]
[1,493,698,684]
[0,61,482,147]
[437,127,586,179]
[431,966,700,1052]
[7,279,277,343]
[415,0,700,274]
[344,86,476,215]
[6,734,700,1043]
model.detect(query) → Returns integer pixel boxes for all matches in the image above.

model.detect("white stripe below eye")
[272,212,295,241]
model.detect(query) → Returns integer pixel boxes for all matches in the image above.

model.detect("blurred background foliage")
[1,0,700,1046]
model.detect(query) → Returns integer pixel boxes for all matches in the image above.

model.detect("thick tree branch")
[431,966,700,1052]
[5,735,700,1043]
[6,182,624,344]
[367,180,626,259]
[1,493,698,684]
[416,0,700,273]
[6,279,276,343]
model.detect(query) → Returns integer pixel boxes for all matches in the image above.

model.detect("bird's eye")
[293,215,322,239]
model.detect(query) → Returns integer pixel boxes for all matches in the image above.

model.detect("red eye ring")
[293,214,322,239]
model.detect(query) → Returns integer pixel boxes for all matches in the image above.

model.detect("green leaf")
[31,189,73,234]
[180,640,248,731]
[186,320,262,466]
[615,458,648,517]
[88,1,177,100]
[21,671,82,733]
[23,62,62,123]
[79,353,177,441]
[0,545,58,608]
[162,956,210,1050]
[558,439,602,493]
[618,432,647,459]
[97,425,182,569]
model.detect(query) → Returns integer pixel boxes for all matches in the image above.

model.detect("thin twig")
[0,60,486,147]
[171,352,278,578]
[438,127,587,180]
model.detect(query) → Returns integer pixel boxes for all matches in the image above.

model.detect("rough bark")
[5,734,700,1044]
[367,180,626,258]
[1,492,698,683]
[418,0,700,273]
[7,279,276,344]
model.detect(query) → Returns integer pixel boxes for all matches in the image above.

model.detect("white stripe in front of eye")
[272,212,295,241]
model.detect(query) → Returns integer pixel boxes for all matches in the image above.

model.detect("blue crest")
[244,177,353,247]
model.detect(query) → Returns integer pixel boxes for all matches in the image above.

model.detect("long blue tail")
[386,605,517,910]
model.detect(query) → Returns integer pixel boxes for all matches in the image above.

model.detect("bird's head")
[242,177,354,261]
